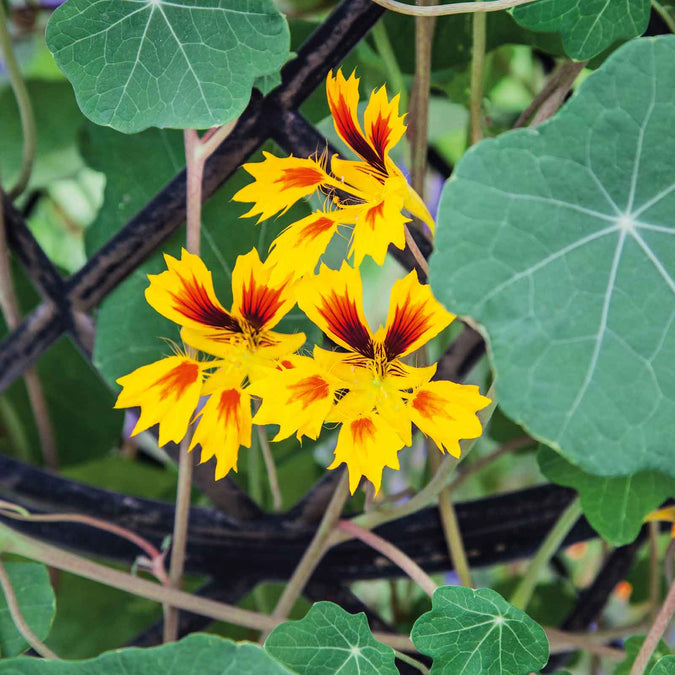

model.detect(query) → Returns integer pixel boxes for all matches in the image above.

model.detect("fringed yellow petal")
[363,84,406,161]
[190,381,252,480]
[251,355,339,441]
[382,270,455,358]
[233,152,329,221]
[115,355,203,447]
[145,249,238,333]
[329,412,405,494]
[408,381,491,456]
[296,262,373,356]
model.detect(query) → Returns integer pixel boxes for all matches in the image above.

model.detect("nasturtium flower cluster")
[114,69,491,494]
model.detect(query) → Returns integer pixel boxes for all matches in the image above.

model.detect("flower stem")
[630,576,675,675]
[338,519,438,597]
[256,424,283,512]
[649,520,661,622]
[469,4,486,145]
[0,3,36,199]
[394,649,430,674]
[652,0,675,33]
[404,225,429,275]
[510,496,582,611]
[438,484,473,586]
[0,558,59,660]
[262,470,350,641]
[371,21,408,112]
[368,0,541,17]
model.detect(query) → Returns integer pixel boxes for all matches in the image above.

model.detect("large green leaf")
[265,601,397,675]
[429,36,675,480]
[616,636,671,675]
[0,563,55,658]
[651,656,675,674]
[83,125,313,389]
[538,446,675,545]
[0,634,293,672]
[411,586,549,675]
[46,0,289,132]
[512,0,650,61]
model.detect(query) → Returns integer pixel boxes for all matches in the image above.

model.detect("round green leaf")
[512,0,650,61]
[0,634,293,673]
[538,446,675,545]
[411,586,549,675]
[651,656,675,674]
[265,601,398,675]
[46,0,290,132]
[430,36,675,480]
[0,563,56,657]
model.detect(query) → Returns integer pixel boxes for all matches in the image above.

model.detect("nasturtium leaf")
[46,0,289,132]
[265,601,397,675]
[0,634,293,673]
[83,125,314,389]
[651,656,675,674]
[0,563,56,657]
[430,36,675,481]
[538,446,675,545]
[411,586,549,674]
[616,636,671,675]
[512,0,650,61]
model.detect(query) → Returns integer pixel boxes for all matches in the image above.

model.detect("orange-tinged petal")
[363,84,405,164]
[403,181,435,233]
[267,211,341,280]
[382,270,455,359]
[190,379,252,479]
[233,152,329,221]
[251,355,339,441]
[297,262,373,357]
[645,506,675,523]
[329,412,405,494]
[409,381,491,456]
[231,249,297,331]
[145,249,239,334]
[115,355,203,447]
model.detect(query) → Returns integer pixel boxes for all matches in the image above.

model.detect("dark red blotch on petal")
[157,361,199,400]
[171,274,240,332]
[275,166,325,190]
[318,290,373,358]
[383,301,431,360]
[240,275,286,331]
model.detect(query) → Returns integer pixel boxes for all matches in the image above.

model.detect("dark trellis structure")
[0,0,661,667]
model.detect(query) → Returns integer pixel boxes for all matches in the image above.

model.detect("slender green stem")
[263,471,350,641]
[394,650,431,674]
[200,118,238,159]
[652,0,675,33]
[371,21,408,112]
[404,225,429,275]
[367,0,540,18]
[469,6,486,145]
[0,5,36,199]
[438,485,473,587]
[338,519,438,597]
[256,424,282,512]
[0,558,59,660]
[510,497,582,611]
[649,520,660,622]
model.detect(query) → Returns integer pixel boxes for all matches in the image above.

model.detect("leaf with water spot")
[411,586,549,675]
[46,0,289,132]
[512,0,650,61]
[264,601,398,675]
[430,36,675,480]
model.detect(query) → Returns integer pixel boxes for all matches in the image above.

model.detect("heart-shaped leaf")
[46,0,289,132]
[430,36,675,481]
[411,586,549,674]
[265,601,397,675]
[512,0,650,60]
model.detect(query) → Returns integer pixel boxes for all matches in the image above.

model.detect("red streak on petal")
[384,301,432,360]
[157,361,199,400]
[217,388,242,422]
[368,113,392,163]
[289,375,330,409]
[298,216,336,244]
[411,389,446,418]
[240,274,285,330]
[170,273,240,332]
[350,416,376,444]
[318,290,373,358]
[274,166,325,190]
[364,202,385,230]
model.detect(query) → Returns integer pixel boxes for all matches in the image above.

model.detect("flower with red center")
[233,69,434,279]
[114,247,305,480]
[252,263,491,493]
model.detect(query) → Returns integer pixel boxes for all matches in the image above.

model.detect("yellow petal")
[381,270,455,358]
[408,381,491,456]
[403,181,435,234]
[296,262,374,357]
[190,383,252,479]
[145,249,239,333]
[233,151,330,222]
[363,84,406,162]
[115,355,203,447]
[330,412,405,494]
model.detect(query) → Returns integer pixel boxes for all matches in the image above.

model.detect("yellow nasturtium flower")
[114,248,304,479]
[252,263,491,494]
[233,69,433,278]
